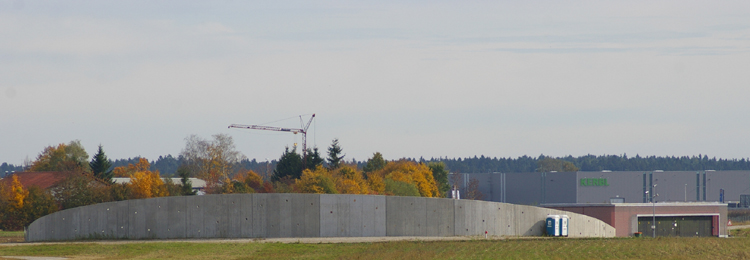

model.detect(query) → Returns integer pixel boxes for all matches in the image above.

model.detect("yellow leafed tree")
[332,165,369,194]
[295,166,338,194]
[10,175,28,208]
[380,160,439,197]
[123,158,168,199]
[366,172,385,194]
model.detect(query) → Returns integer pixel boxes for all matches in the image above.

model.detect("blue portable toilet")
[546,215,560,236]
[559,215,569,237]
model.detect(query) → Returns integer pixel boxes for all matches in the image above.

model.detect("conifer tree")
[177,166,196,195]
[272,147,303,181]
[363,152,386,173]
[327,138,345,170]
[89,145,113,182]
[305,147,324,170]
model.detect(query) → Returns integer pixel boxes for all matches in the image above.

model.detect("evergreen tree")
[363,152,386,173]
[177,166,196,195]
[327,138,345,170]
[89,145,113,182]
[305,147,324,170]
[272,147,303,181]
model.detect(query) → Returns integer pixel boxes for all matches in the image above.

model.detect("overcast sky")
[2,1,750,165]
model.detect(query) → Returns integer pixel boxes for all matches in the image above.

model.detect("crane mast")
[229,114,316,166]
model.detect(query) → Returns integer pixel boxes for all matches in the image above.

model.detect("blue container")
[546,215,560,236]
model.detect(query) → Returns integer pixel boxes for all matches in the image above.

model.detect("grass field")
[0,232,23,244]
[2,235,750,260]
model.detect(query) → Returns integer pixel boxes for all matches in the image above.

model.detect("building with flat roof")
[542,202,727,237]
[450,171,750,205]
[450,170,743,236]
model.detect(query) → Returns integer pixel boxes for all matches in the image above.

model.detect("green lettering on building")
[580,178,609,187]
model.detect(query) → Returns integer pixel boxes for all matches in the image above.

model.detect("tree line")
[0,136,450,231]
[7,152,747,179]
[427,154,750,173]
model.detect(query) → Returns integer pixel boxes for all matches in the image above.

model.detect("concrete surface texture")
[26,194,615,241]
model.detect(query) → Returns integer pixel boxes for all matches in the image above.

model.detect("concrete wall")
[27,194,614,241]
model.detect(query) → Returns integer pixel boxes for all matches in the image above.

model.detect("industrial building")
[450,171,750,205]
[450,170,744,237]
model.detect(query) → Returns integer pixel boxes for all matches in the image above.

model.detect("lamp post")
[646,184,659,238]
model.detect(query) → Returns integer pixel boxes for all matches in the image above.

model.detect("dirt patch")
[0,237,23,244]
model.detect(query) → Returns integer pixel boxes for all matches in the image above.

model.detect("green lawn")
[0,232,23,244]
[2,236,750,260]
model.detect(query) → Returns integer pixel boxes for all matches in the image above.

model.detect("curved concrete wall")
[26,194,614,241]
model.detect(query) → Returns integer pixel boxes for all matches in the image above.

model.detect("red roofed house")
[1,171,106,190]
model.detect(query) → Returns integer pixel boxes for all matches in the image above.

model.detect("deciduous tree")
[295,166,338,194]
[537,157,579,172]
[129,170,167,199]
[381,160,439,197]
[116,158,168,199]
[180,134,245,192]
[384,179,420,197]
[465,177,484,200]
[29,140,90,172]
[332,166,368,194]
[51,174,103,209]
[427,162,450,197]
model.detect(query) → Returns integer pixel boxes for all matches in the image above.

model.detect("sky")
[2,1,750,166]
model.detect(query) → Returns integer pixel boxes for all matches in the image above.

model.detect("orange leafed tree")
[234,170,264,191]
[117,158,168,199]
[113,158,151,177]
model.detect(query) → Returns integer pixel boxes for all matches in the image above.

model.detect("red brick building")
[543,202,727,237]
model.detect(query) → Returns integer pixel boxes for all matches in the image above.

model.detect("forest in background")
[4,153,750,178]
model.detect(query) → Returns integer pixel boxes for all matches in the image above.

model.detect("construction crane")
[228,114,316,165]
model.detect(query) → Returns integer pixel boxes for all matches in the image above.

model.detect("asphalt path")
[728,224,750,230]
[1,235,544,248]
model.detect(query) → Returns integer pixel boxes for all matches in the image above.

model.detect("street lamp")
[646,184,659,238]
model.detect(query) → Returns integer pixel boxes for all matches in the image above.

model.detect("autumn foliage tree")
[112,158,169,199]
[0,175,57,231]
[180,134,245,194]
[377,160,439,197]
[126,159,168,199]
[295,166,338,194]
[29,140,90,172]
[332,165,369,194]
